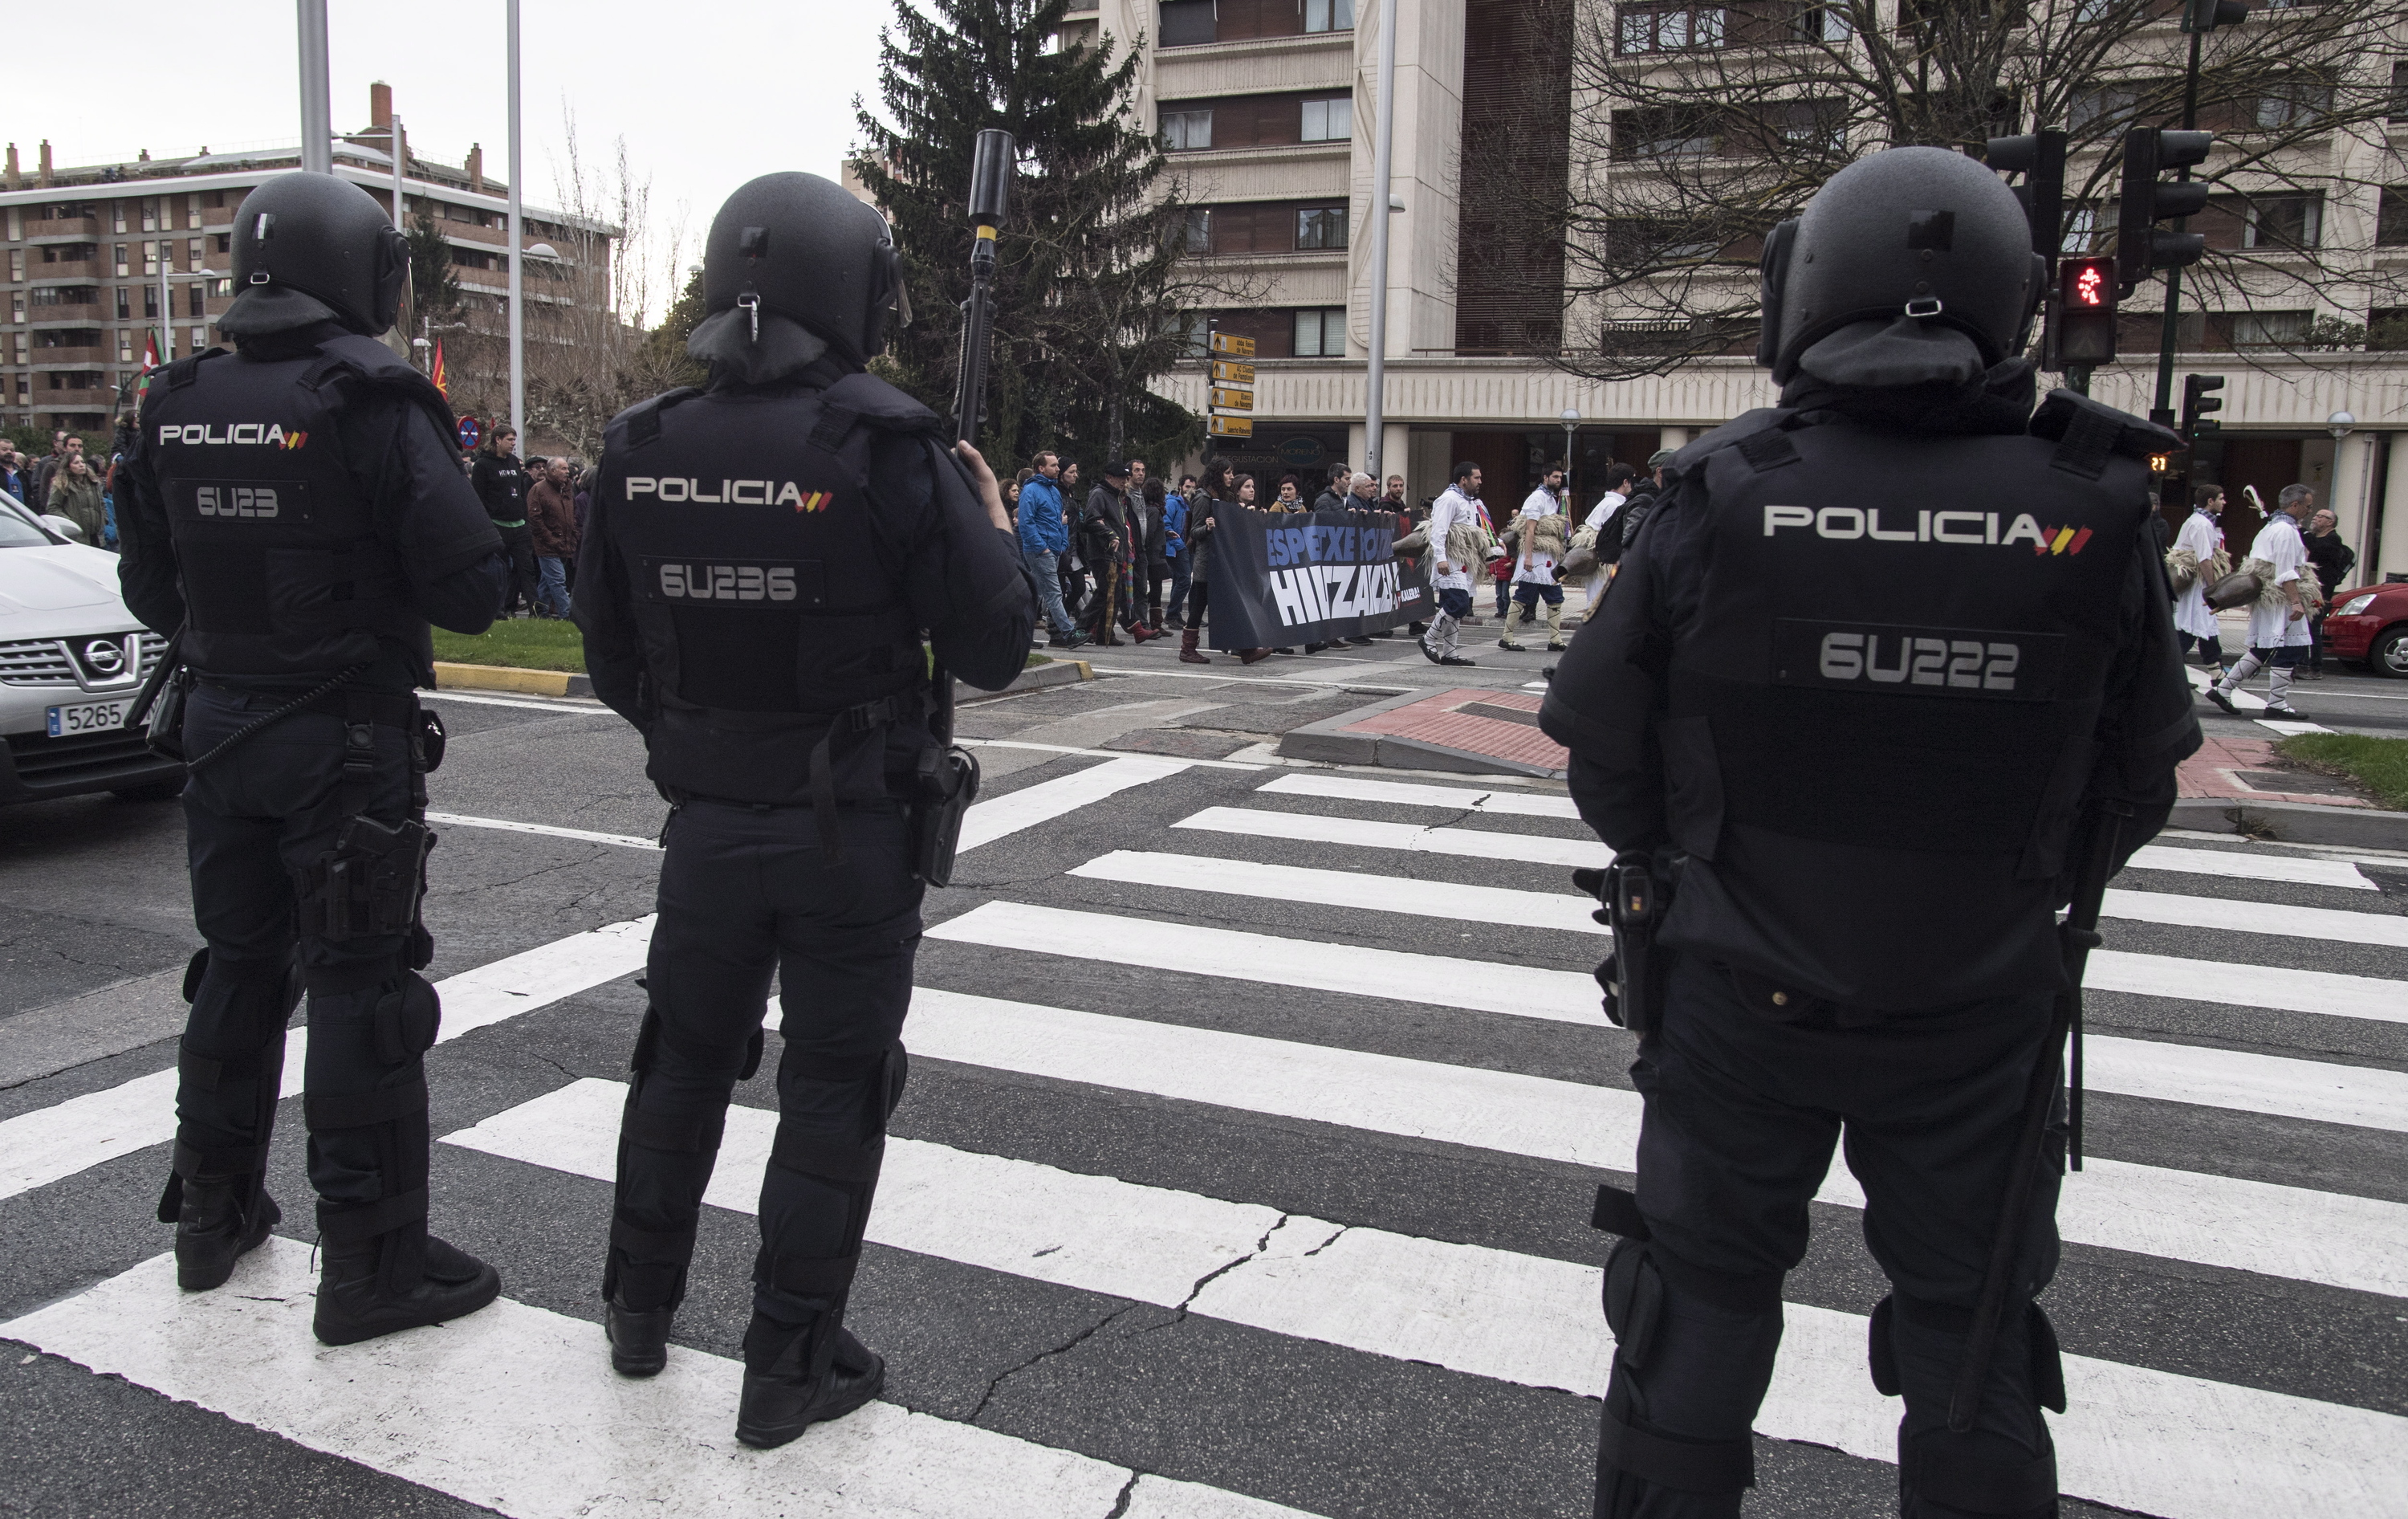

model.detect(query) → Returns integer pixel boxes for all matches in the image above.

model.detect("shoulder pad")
[301,334,458,438]
[1664,407,1796,482]
[610,387,704,450]
[2028,390,2181,480]
[820,370,942,431]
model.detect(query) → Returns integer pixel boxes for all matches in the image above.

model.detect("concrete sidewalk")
[2173,731,2408,848]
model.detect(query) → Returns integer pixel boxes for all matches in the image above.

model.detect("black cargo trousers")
[1595,956,2064,1519]
[169,681,445,1267]
[605,798,922,1378]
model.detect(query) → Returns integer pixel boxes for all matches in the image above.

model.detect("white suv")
[0,491,185,805]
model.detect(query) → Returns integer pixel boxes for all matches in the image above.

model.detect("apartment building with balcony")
[1072,0,2406,582]
[1,83,612,442]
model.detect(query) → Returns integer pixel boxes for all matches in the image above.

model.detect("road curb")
[960,659,1092,705]
[1279,690,1566,780]
[2170,796,2408,850]
[433,662,594,699]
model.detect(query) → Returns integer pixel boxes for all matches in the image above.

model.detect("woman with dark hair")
[1178,458,1271,666]
[1139,477,1170,629]
[1056,461,1088,622]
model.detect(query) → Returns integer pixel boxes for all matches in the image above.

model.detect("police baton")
[951,128,1014,446]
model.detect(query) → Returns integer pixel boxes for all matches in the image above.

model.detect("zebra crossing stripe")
[0,1238,1319,1519]
[0,915,655,1204]
[945,894,2408,1134]
[1257,773,2377,890]
[1174,805,1610,868]
[2100,888,2408,950]
[1255,772,1584,820]
[441,1077,2408,1519]
[958,755,1193,853]
[896,982,2408,1299]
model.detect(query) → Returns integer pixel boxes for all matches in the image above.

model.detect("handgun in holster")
[1574,853,1670,1036]
[298,815,436,943]
[907,664,982,888]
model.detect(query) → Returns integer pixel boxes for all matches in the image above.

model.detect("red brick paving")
[1345,688,1570,772]
[2181,734,2372,808]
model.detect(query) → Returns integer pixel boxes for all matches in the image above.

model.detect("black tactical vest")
[600,370,934,807]
[1651,392,2171,1008]
[144,336,448,678]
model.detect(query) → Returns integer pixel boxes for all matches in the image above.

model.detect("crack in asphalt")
[1103,1470,1142,1518]
[965,1301,1149,1425]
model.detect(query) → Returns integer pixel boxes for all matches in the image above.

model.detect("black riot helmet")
[1756,146,2044,384]
[700,172,905,368]
[223,172,412,338]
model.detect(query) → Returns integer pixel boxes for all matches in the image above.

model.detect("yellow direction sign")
[1208,387,1255,411]
[1211,360,1255,385]
[1210,332,1257,357]
[1207,415,1254,438]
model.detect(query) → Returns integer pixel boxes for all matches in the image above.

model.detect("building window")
[1795,2,1851,40]
[188,238,203,269]
[187,285,205,319]
[6,250,19,282]
[1300,97,1348,143]
[1160,0,1215,45]
[203,190,226,210]
[2255,77,2332,131]
[1293,306,1347,356]
[9,296,22,324]
[112,204,128,234]
[2245,193,2321,251]
[115,288,130,320]
[1616,107,1715,157]
[141,199,159,233]
[117,332,132,363]
[1618,5,1725,54]
[185,197,201,231]
[212,234,232,255]
[1304,0,1354,31]
[142,242,161,277]
[190,327,206,352]
[2227,310,2309,348]
[1184,207,1214,254]
[1163,109,1214,151]
[2380,188,2408,247]
[1296,205,1348,250]
[144,287,158,319]
[114,244,129,277]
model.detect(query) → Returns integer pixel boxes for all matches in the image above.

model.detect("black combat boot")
[173,1176,280,1291]
[605,1294,675,1378]
[313,1222,501,1346]
[734,1315,885,1449]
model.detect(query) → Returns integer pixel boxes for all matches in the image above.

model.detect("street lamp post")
[296,0,332,176]
[1560,407,1580,504]
[506,0,525,448]
[1361,0,1400,485]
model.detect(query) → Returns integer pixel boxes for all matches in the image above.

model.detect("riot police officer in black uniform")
[1538,149,2199,1517]
[118,172,508,1343]
[572,172,1033,1448]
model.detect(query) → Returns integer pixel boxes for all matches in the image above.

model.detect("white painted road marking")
[1174,805,1609,868]
[426,812,663,851]
[2102,888,2408,950]
[1255,772,1584,819]
[0,1239,1320,1519]
[444,1077,2408,1519]
[942,894,2408,1135]
[0,916,654,1203]
[900,983,2408,1298]
[958,755,1194,853]
[2120,844,2372,890]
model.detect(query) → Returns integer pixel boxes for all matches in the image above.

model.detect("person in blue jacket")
[1015,450,1086,649]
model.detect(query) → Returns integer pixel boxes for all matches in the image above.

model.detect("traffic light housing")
[1985,129,2067,265]
[2183,0,2249,31]
[2058,256,2117,363]
[2117,128,2212,297]
[2181,373,2225,439]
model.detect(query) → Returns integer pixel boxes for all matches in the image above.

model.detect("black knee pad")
[1594,1232,1782,1508]
[1872,1294,2066,1417]
[371,972,441,1065]
[1899,1426,2058,1518]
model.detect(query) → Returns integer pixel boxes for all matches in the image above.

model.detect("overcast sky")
[1,1,895,321]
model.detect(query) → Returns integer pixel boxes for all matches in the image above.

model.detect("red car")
[2321,582,2408,678]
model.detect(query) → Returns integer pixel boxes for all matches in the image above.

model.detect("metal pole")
[297,0,332,176]
[1361,0,1399,484]
[2154,28,2206,419]
[390,115,405,226]
[506,0,525,447]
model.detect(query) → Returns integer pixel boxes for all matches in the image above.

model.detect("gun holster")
[1576,853,1674,1036]
[296,815,436,942]
[909,744,982,889]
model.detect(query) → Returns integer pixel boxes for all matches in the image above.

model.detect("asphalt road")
[2,635,2403,1519]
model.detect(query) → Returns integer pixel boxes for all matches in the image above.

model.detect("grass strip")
[2274,733,2408,812]
[431,618,586,673]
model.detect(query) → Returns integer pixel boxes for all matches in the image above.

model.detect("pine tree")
[405,210,462,323]
[855,0,1204,469]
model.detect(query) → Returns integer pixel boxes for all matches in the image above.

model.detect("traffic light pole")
[2154,27,2207,419]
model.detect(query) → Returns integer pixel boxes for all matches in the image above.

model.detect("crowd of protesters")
[470,426,589,621]
[1010,451,1427,666]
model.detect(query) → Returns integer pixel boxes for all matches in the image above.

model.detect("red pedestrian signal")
[2058,255,2117,363]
